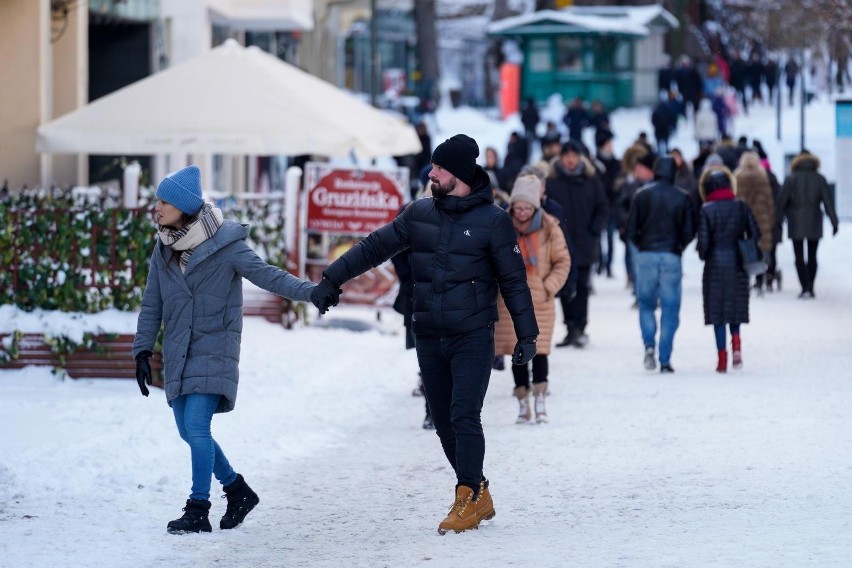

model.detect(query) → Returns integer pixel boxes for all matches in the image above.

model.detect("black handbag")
[737,236,767,275]
[736,203,768,276]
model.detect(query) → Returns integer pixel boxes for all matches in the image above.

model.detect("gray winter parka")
[133,220,315,413]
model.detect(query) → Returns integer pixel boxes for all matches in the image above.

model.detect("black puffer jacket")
[626,158,695,255]
[697,197,760,326]
[324,166,538,339]
[545,157,609,267]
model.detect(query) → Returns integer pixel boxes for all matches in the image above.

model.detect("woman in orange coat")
[494,176,571,424]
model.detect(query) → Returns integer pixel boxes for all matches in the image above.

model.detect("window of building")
[556,36,583,72]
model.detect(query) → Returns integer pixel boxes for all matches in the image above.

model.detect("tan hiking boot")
[437,484,496,535]
[513,386,531,424]
[532,382,548,423]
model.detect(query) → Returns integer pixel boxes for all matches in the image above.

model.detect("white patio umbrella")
[36,39,421,159]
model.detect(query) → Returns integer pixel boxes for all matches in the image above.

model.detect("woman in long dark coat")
[697,167,761,373]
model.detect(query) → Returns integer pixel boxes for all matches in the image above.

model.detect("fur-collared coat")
[734,153,775,252]
[544,155,609,267]
[495,211,570,356]
[777,153,839,240]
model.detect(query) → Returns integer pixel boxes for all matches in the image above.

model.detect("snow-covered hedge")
[1,187,291,314]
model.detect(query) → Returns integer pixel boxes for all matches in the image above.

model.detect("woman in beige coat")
[734,151,775,293]
[495,176,570,424]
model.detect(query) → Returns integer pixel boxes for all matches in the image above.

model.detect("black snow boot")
[167,498,212,534]
[220,474,260,530]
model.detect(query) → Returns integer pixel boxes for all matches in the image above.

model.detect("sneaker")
[643,346,656,370]
[660,363,675,374]
[573,333,589,348]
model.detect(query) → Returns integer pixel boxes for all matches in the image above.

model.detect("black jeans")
[560,265,592,333]
[512,354,548,388]
[792,239,820,293]
[416,325,494,491]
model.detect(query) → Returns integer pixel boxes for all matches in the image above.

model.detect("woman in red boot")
[697,167,761,372]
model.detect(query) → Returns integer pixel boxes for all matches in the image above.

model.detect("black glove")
[512,336,537,366]
[833,224,839,236]
[310,276,342,314]
[135,350,153,397]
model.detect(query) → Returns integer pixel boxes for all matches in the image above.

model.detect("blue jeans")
[636,252,683,365]
[172,393,237,500]
[416,326,493,491]
[714,324,741,350]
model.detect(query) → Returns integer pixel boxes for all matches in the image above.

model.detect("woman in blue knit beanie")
[133,165,318,534]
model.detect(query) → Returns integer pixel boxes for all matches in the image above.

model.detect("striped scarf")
[513,209,543,277]
[158,203,224,272]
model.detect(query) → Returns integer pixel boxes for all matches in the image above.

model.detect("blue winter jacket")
[133,220,315,413]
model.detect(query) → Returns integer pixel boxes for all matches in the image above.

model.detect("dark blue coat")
[697,197,760,326]
[324,166,538,339]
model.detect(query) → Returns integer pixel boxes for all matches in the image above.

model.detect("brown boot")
[532,382,548,424]
[513,386,531,424]
[437,484,496,535]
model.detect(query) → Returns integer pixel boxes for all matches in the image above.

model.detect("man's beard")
[430,178,456,197]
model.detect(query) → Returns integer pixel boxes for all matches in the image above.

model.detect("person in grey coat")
[133,165,315,534]
[776,151,839,298]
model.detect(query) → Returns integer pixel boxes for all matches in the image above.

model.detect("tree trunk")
[414,0,439,110]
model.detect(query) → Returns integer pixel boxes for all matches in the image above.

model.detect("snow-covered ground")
[2,97,851,567]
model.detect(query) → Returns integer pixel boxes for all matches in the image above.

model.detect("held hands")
[310,276,343,314]
[512,336,537,366]
[135,351,153,397]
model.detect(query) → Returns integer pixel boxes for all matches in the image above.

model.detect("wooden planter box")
[0,333,163,386]
[0,292,293,382]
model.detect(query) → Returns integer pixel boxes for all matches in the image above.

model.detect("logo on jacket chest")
[464,229,471,237]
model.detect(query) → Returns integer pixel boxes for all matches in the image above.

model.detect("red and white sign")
[306,169,404,233]
[300,163,409,306]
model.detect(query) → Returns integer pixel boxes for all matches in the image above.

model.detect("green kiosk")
[487,6,678,109]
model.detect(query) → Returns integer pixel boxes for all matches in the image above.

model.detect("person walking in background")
[590,100,611,135]
[596,130,621,278]
[785,57,799,106]
[546,140,608,348]
[729,51,749,115]
[495,176,570,424]
[734,151,775,295]
[626,157,695,373]
[483,146,508,194]
[696,168,760,373]
[675,55,703,117]
[651,95,676,155]
[520,97,540,156]
[563,96,591,142]
[752,140,784,291]
[748,52,764,103]
[133,165,316,534]
[312,134,538,535]
[776,150,839,299]
[694,98,719,148]
[670,148,699,224]
[503,132,529,191]
[764,58,779,103]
